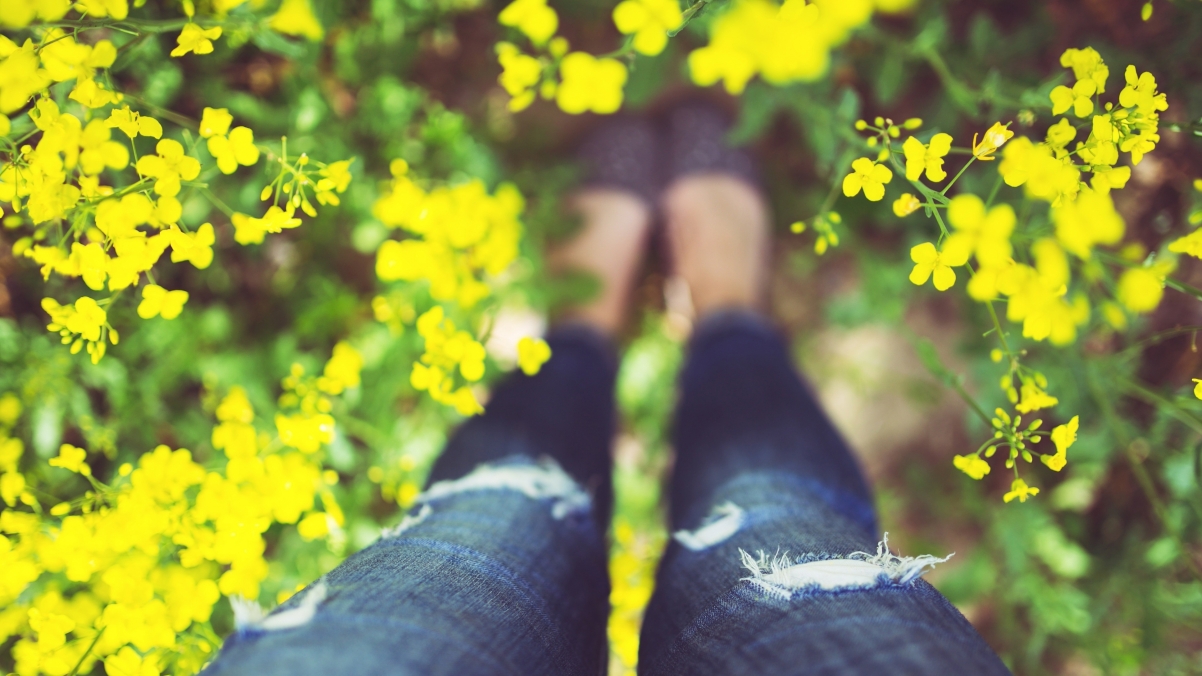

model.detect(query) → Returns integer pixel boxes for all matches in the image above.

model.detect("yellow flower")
[902,133,952,182]
[137,284,189,320]
[105,105,163,139]
[1015,378,1058,413]
[207,126,260,174]
[104,646,160,676]
[232,206,302,245]
[953,454,990,480]
[842,157,892,201]
[1169,229,1202,259]
[168,223,215,269]
[496,42,542,112]
[517,337,551,376]
[199,107,233,138]
[49,443,91,476]
[908,241,969,291]
[1051,188,1124,259]
[972,122,1013,160]
[315,160,353,205]
[270,0,324,40]
[276,413,335,453]
[499,0,559,45]
[1042,415,1078,471]
[613,0,683,56]
[1003,478,1040,503]
[1050,79,1098,118]
[1059,47,1109,93]
[78,119,129,175]
[136,139,201,197]
[1,471,26,506]
[318,342,363,394]
[171,23,222,57]
[1119,65,1168,115]
[297,512,331,540]
[1193,379,1202,400]
[556,52,627,115]
[1116,262,1173,314]
[75,0,128,19]
[892,193,920,217]
[0,392,20,428]
[1045,118,1077,156]
[999,137,1081,205]
[945,193,1015,268]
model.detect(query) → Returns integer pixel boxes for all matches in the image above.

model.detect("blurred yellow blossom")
[137,285,189,320]
[556,52,627,115]
[953,454,991,480]
[1003,478,1039,503]
[613,0,683,56]
[270,0,324,40]
[319,342,363,395]
[517,337,551,376]
[49,444,90,476]
[892,193,921,217]
[499,0,558,45]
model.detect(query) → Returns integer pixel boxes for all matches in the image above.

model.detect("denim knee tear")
[673,502,745,551]
[417,457,590,519]
[381,504,432,539]
[738,533,953,600]
[232,579,328,633]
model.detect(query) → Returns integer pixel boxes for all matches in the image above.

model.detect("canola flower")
[0,9,354,371]
[0,344,360,676]
[842,47,1182,500]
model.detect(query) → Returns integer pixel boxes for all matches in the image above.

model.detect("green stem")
[1086,363,1202,582]
[67,627,105,676]
[669,0,719,36]
[940,155,977,195]
[1119,378,1202,436]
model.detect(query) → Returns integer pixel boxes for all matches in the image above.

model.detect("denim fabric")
[202,313,1010,676]
[201,326,616,676]
[639,312,1010,675]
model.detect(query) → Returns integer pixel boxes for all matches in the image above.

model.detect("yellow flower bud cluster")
[374,160,522,310]
[410,306,487,416]
[607,518,665,673]
[0,342,356,675]
[494,0,628,114]
[688,0,886,95]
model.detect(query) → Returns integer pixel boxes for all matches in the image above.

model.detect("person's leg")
[638,121,1010,672]
[202,121,659,676]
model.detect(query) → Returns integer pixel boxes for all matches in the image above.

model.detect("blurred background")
[2,0,1202,674]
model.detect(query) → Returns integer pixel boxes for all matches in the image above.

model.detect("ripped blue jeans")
[201,313,1011,676]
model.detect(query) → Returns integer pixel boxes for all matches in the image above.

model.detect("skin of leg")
[550,189,653,336]
[660,174,770,318]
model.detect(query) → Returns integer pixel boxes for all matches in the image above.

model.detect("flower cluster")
[495,0,632,115]
[0,343,358,676]
[839,48,1182,500]
[689,0,881,94]
[373,160,522,310]
[410,306,488,416]
[2,8,350,368]
[607,518,664,676]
